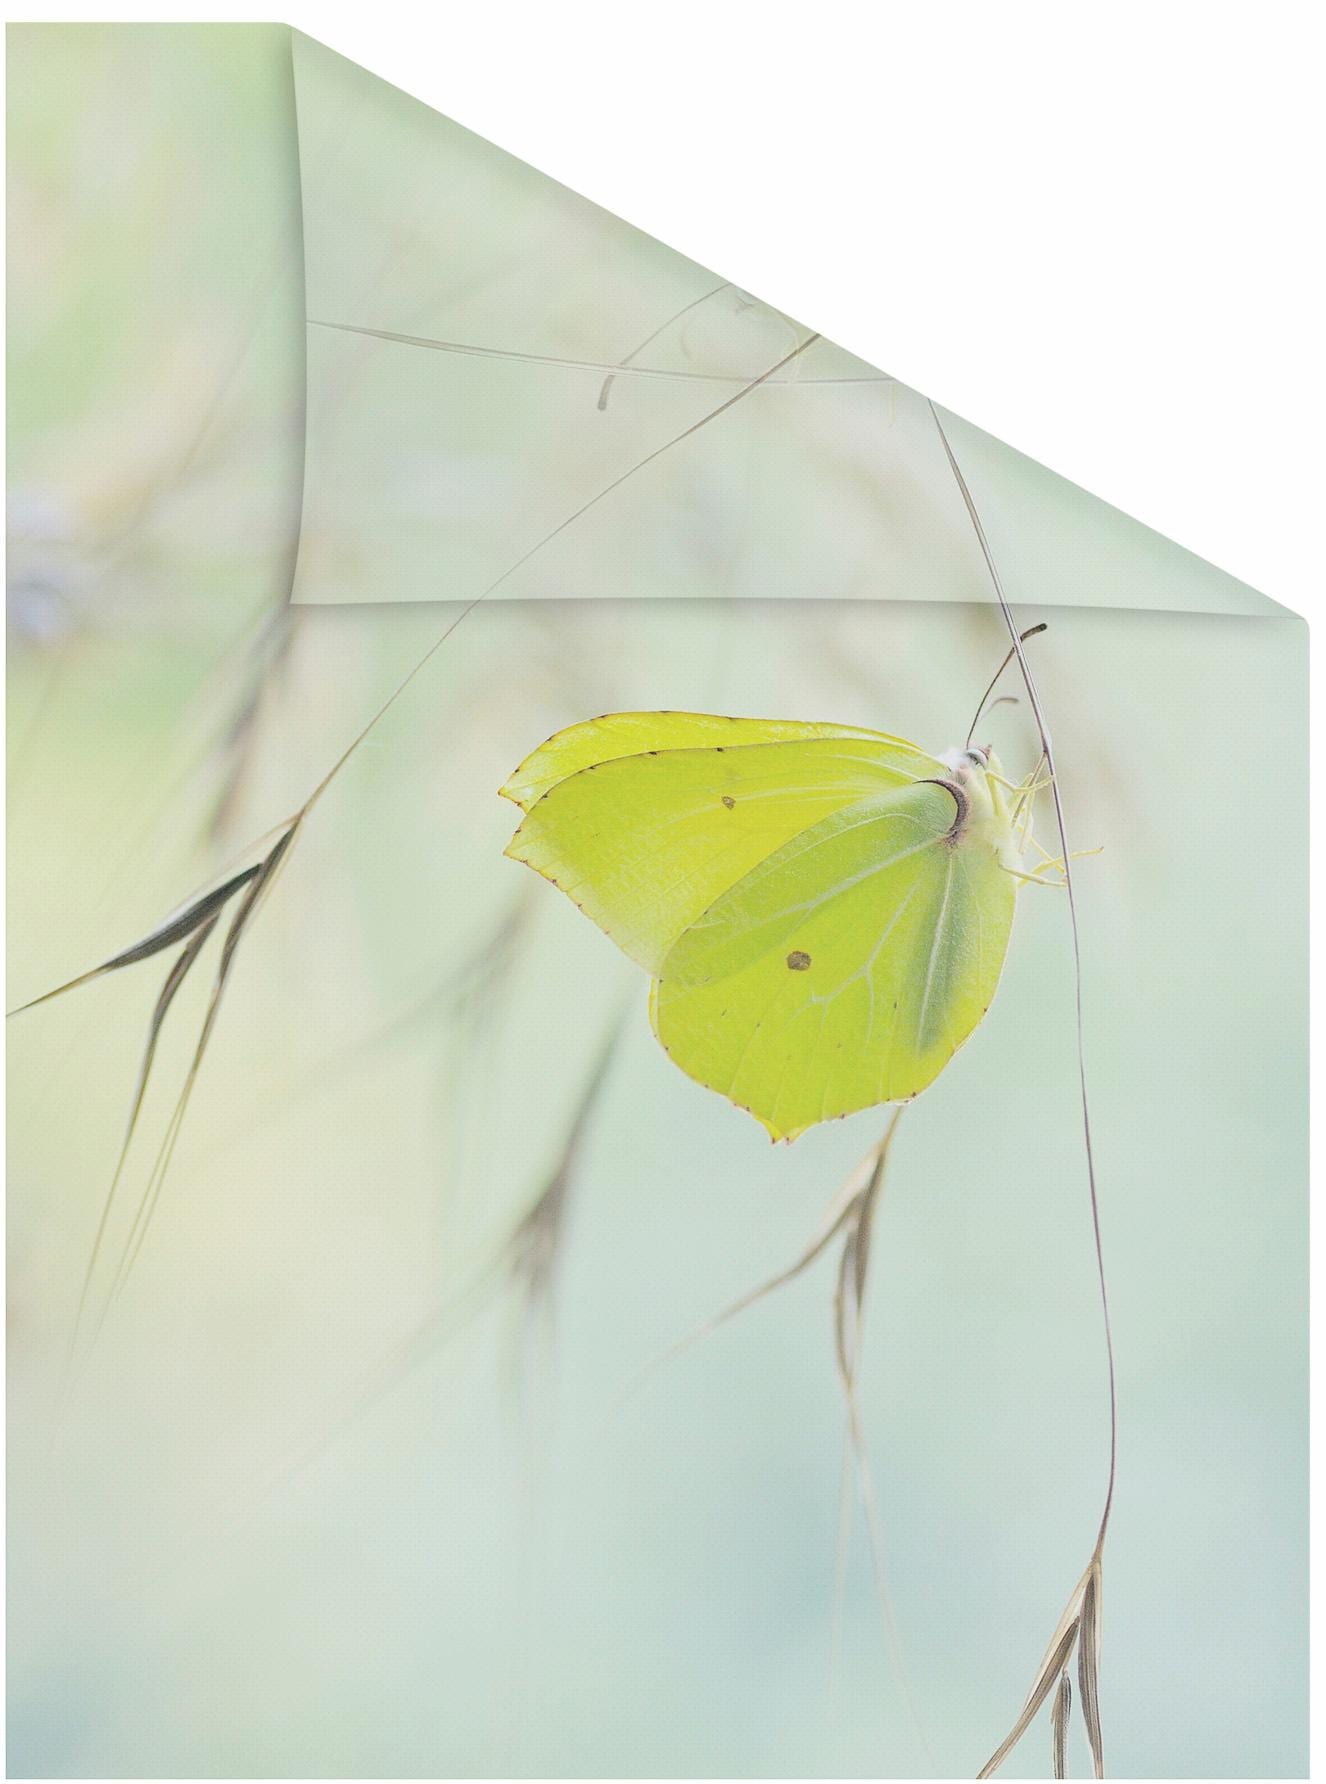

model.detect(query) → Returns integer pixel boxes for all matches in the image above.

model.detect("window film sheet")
[7,24,1307,1780]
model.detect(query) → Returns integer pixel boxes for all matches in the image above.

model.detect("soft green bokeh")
[7,25,1306,1780]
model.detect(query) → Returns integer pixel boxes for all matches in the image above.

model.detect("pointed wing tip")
[502,834,566,903]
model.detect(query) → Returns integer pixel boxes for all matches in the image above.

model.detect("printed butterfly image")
[502,673,1062,1142]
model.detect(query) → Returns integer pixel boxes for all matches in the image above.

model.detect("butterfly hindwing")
[651,779,1017,1140]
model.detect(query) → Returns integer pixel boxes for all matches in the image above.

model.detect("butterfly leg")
[1025,835,1061,867]
[1002,863,1068,888]
[1004,845,1103,888]
[1014,793,1039,852]
[1034,843,1104,871]
[995,761,1053,849]
[990,766,1053,798]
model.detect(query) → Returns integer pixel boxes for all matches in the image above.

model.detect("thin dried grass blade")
[207,605,295,843]
[209,889,537,1165]
[833,1229,862,1390]
[609,1127,885,1424]
[99,828,296,1311]
[832,1109,902,1394]
[829,1425,854,1689]
[659,1154,874,1361]
[248,1008,623,1498]
[1077,1561,1104,1778]
[1052,1671,1072,1778]
[63,913,222,1383]
[824,1111,935,1768]
[977,1615,1081,1779]
[445,883,538,1023]
[597,280,731,411]
[8,862,262,1015]
[508,1003,626,1315]
[133,918,223,1104]
[310,317,869,390]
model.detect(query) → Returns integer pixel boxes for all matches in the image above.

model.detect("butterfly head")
[937,743,1027,864]
[940,741,993,768]
[939,741,998,786]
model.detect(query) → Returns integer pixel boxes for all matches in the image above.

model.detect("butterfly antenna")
[965,623,1047,746]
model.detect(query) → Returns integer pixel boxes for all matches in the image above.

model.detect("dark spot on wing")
[721,795,735,809]
[786,950,812,971]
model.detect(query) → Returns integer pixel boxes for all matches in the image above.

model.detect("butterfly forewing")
[500,710,930,810]
[503,719,946,972]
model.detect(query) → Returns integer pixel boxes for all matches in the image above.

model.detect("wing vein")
[913,853,957,1053]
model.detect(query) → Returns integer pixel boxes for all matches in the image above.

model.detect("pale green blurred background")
[7,25,1307,1779]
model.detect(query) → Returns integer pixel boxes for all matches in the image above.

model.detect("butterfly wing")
[503,714,945,972]
[651,779,1017,1140]
[500,710,928,809]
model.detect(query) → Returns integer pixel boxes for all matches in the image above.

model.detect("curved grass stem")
[930,402,1116,1779]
